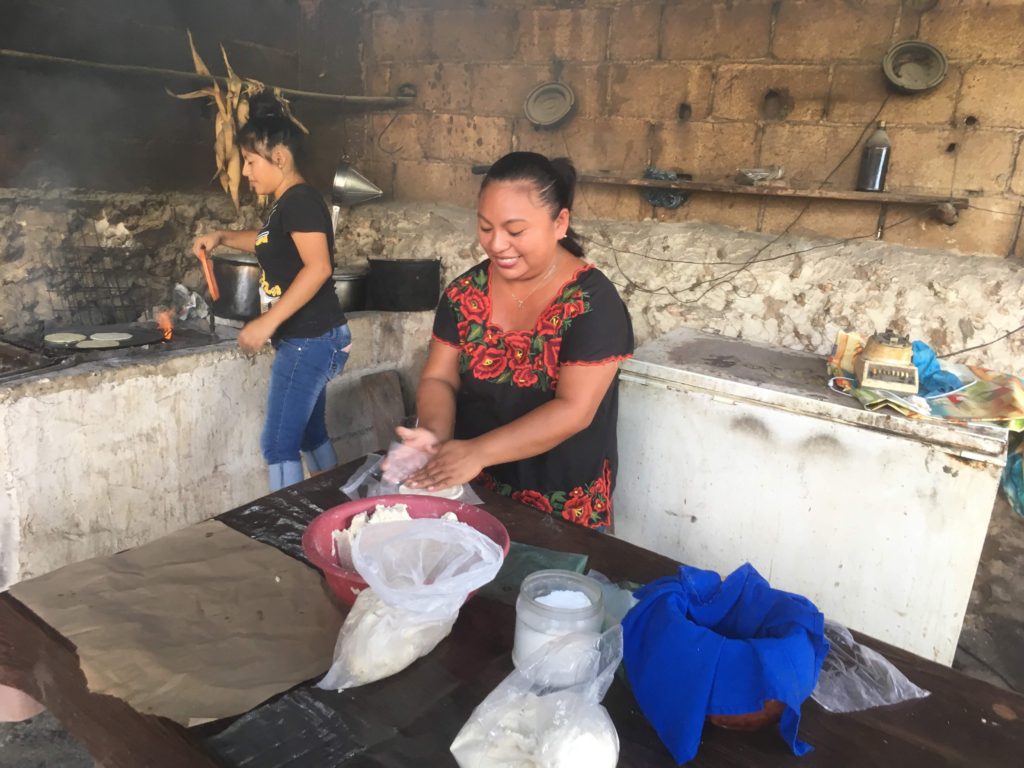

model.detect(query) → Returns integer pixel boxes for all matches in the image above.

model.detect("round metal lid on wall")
[883,40,948,94]
[524,82,576,128]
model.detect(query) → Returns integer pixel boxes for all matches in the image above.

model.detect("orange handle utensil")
[198,245,220,302]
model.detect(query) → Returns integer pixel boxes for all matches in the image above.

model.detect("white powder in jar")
[535,589,592,609]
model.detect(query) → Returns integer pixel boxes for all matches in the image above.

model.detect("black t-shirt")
[254,183,346,339]
[432,261,634,529]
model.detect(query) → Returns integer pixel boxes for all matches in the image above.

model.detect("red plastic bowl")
[301,494,511,606]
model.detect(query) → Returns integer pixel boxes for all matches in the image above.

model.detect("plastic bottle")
[856,121,891,192]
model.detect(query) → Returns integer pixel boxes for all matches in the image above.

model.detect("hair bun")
[247,90,286,120]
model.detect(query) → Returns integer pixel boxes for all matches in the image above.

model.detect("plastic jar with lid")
[512,570,604,685]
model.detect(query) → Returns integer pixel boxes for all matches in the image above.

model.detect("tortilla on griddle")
[90,332,133,342]
[76,339,120,349]
[44,332,87,344]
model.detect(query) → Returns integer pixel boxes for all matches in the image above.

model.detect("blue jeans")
[262,324,351,490]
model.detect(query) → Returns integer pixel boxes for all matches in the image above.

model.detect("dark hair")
[237,91,305,166]
[481,151,584,258]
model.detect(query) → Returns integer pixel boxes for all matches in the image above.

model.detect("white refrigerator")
[614,327,1007,664]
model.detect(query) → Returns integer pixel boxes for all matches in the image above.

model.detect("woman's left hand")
[404,439,484,491]
[238,316,276,354]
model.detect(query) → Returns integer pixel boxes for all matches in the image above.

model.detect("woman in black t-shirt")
[192,93,351,491]
[398,152,634,529]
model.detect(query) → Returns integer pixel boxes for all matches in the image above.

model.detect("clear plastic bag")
[340,454,393,499]
[587,569,639,629]
[380,440,430,484]
[318,519,504,692]
[341,450,484,505]
[450,627,622,768]
[810,620,930,713]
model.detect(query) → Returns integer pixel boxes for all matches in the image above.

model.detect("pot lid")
[524,81,576,128]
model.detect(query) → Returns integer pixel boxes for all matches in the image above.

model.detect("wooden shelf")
[578,173,969,209]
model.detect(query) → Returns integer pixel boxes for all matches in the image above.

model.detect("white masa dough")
[398,483,463,500]
[450,690,619,768]
[75,339,119,349]
[331,502,459,570]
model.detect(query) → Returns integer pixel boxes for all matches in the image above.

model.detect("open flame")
[157,310,174,341]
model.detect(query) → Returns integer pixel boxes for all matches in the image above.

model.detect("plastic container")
[512,570,604,685]
[301,494,510,606]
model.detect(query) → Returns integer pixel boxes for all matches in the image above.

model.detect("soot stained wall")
[0,0,364,194]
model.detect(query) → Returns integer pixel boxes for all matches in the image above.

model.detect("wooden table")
[2,462,1022,767]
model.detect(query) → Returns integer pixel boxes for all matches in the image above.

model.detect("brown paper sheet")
[10,519,343,725]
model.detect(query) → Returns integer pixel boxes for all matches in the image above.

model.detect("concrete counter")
[0,311,433,588]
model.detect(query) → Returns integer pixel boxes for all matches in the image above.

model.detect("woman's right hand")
[192,232,223,258]
[395,426,440,453]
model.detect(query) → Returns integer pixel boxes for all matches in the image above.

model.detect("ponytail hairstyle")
[237,90,306,169]
[481,151,585,258]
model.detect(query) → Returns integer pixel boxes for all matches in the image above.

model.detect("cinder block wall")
[345,0,1024,258]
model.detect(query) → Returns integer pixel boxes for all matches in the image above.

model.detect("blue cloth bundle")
[911,340,963,397]
[622,563,829,764]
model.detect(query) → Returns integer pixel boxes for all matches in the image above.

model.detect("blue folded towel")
[622,563,828,764]
[911,340,962,397]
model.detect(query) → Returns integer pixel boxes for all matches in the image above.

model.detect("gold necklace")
[504,253,561,310]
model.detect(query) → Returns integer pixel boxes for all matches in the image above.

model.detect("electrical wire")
[965,204,1023,216]
[938,322,1024,359]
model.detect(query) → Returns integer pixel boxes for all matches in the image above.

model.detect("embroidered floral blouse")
[432,260,634,529]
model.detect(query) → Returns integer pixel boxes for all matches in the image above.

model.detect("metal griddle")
[42,323,167,350]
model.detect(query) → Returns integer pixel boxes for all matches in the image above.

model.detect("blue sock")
[268,460,304,491]
[302,440,338,473]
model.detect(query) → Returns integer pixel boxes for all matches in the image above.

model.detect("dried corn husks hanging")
[170,31,307,210]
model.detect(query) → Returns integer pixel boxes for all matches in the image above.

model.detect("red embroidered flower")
[561,489,594,524]
[482,326,502,346]
[470,344,508,380]
[504,332,532,370]
[512,366,539,388]
[538,307,566,336]
[591,460,611,497]
[542,337,562,381]
[459,286,490,324]
[562,297,587,321]
[513,489,553,514]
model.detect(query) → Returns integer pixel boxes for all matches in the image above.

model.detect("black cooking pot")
[366,259,441,312]
[333,268,367,313]
[211,253,261,320]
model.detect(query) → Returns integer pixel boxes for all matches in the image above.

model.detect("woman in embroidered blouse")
[400,152,634,529]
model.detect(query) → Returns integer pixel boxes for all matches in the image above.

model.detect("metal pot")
[333,268,367,313]
[211,253,261,321]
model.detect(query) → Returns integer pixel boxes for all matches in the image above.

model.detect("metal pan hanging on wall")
[883,40,948,94]
[523,82,576,129]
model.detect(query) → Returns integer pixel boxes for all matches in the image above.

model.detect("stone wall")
[347,0,1024,258]
[336,202,1024,373]
[0,189,261,337]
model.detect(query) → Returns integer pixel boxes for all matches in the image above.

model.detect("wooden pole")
[0,48,413,107]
